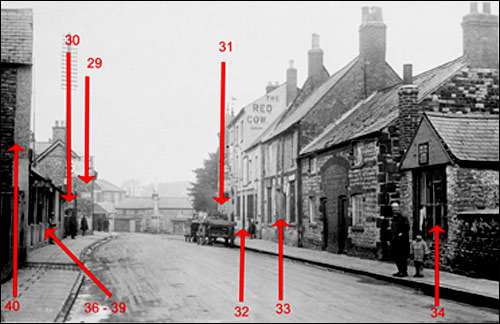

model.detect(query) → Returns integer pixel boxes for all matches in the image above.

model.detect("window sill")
[351,225,365,233]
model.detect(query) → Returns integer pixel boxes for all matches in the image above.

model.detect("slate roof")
[34,140,82,162]
[1,9,33,64]
[264,57,360,142]
[115,197,193,210]
[300,57,469,155]
[426,112,499,162]
[95,179,126,193]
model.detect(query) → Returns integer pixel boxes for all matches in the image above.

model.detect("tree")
[188,151,218,212]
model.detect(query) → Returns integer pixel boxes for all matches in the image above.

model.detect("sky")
[2,1,497,187]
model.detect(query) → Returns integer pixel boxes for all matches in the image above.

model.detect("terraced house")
[225,62,298,230]
[248,7,401,245]
[298,3,498,279]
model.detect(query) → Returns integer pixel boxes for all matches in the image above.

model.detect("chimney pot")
[55,120,59,127]
[470,2,479,13]
[289,59,295,69]
[403,64,413,85]
[362,7,369,23]
[483,2,491,14]
[311,33,320,49]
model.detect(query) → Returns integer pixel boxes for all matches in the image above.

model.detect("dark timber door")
[338,196,348,253]
[320,198,328,250]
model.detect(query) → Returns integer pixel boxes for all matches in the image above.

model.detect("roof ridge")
[425,111,499,119]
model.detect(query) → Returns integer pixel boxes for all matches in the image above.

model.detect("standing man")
[80,215,89,236]
[390,201,410,277]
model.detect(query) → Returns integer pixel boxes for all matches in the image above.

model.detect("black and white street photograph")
[1,1,499,322]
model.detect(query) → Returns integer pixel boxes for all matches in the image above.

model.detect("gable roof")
[94,202,116,214]
[263,57,360,142]
[1,9,33,65]
[95,179,126,193]
[34,139,81,162]
[300,57,468,155]
[425,112,499,162]
[228,82,290,127]
[115,197,193,210]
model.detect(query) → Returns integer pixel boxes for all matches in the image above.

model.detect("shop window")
[415,168,447,239]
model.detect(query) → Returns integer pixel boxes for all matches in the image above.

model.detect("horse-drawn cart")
[196,219,236,247]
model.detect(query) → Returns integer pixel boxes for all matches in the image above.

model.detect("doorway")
[338,196,348,254]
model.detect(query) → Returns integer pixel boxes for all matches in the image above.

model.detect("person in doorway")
[80,215,89,236]
[247,220,256,239]
[390,201,410,277]
[48,212,56,245]
[410,233,430,277]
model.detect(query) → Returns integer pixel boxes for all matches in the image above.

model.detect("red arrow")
[212,61,230,205]
[62,51,77,202]
[78,76,95,183]
[429,225,446,307]
[273,219,289,301]
[44,228,112,297]
[235,229,251,302]
[8,144,24,298]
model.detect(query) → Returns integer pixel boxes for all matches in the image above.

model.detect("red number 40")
[5,300,20,311]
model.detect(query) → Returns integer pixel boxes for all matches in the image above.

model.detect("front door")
[320,198,328,250]
[338,196,348,253]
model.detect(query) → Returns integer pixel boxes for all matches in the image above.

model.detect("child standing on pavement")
[410,233,430,277]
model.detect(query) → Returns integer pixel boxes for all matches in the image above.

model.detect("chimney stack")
[462,2,499,68]
[52,120,65,143]
[286,59,298,106]
[308,33,325,85]
[359,6,387,96]
[266,81,278,94]
[403,64,413,85]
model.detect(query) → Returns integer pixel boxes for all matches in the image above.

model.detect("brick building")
[250,8,401,246]
[1,9,33,281]
[297,3,498,278]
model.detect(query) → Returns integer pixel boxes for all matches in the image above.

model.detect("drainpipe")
[297,124,303,247]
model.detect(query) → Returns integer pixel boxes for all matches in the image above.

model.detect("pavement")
[1,231,112,323]
[235,237,499,309]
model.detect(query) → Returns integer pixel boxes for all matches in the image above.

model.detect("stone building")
[114,195,193,234]
[1,9,33,281]
[251,7,401,246]
[297,3,498,278]
[224,62,298,229]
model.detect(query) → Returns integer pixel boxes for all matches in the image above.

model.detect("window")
[352,194,364,225]
[308,157,317,174]
[418,143,429,165]
[289,181,296,224]
[353,142,363,167]
[236,196,241,220]
[266,187,272,225]
[240,121,244,142]
[416,168,447,239]
[309,196,316,224]
[235,125,239,144]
